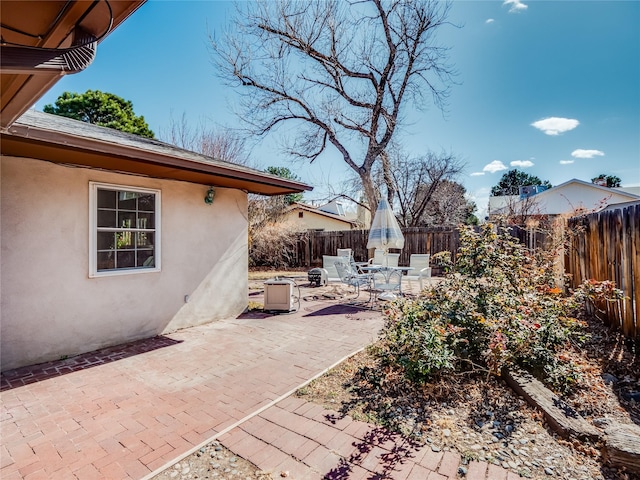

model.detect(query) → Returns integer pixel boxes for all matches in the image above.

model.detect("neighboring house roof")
[1,1,146,128]
[317,198,367,224]
[318,199,347,216]
[551,178,640,197]
[615,186,640,196]
[598,199,640,214]
[286,202,359,226]
[1,110,313,196]
[488,178,640,217]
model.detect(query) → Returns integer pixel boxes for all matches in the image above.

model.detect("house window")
[299,211,304,218]
[89,182,160,277]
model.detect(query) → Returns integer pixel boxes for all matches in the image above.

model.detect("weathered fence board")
[301,227,463,272]
[300,226,537,269]
[567,204,639,339]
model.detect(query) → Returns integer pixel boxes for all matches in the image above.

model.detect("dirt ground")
[294,327,639,480]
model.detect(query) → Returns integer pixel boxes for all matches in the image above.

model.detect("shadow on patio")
[0,335,182,391]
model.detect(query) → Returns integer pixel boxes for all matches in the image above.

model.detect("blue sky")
[34,0,640,217]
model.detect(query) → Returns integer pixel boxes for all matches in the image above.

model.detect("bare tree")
[160,112,250,165]
[210,0,456,213]
[374,149,464,226]
[489,194,543,226]
[421,179,476,226]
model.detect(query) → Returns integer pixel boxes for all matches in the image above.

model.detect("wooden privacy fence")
[292,227,462,275]
[294,226,538,269]
[566,204,639,339]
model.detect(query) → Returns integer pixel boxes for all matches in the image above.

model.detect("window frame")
[89,181,161,277]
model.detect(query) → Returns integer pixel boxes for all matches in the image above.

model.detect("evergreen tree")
[44,90,154,138]
[591,174,622,188]
[491,170,551,196]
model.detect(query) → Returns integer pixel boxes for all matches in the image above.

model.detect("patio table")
[361,265,411,298]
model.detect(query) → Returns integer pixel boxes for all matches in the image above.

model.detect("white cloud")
[503,0,528,13]
[483,160,508,173]
[531,117,580,135]
[486,18,495,24]
[572,149,605,159]
[559,160,575,165]
[510,160,534,168]
[470,172,485,176]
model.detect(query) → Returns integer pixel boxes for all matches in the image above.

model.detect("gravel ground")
[151,440,274,480]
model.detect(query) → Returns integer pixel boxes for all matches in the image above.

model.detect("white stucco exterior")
[523,182,638,215]
[1,156,249,370]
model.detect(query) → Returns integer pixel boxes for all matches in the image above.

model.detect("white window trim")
[89,181,161,278]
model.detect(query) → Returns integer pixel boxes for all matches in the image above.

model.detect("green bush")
[374,224,603,393]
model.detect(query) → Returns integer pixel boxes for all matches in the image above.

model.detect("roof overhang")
[1,111,313,196]
[1,0,145,128]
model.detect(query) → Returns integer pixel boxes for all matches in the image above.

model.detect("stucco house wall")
[1,155,248,370]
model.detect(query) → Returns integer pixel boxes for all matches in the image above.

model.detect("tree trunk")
[359,169,378,224]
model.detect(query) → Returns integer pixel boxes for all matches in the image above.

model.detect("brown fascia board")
[1,116,312,196]
[1,1,146,128]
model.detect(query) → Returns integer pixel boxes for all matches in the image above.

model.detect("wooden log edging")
[603,423,640,475]
[503,369,602,441]
[504,369,640,474]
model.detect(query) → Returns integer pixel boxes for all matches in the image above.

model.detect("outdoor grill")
[307,267,328,287]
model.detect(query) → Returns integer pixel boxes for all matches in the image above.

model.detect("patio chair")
[405,254,432,290]
[336,248,367,274]
[371,267,403,303]
[334,259,372,302]
[368,249,400,267]
[322,255,345,282]
[349,255,367,275]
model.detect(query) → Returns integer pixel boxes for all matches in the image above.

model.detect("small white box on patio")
[263,278,296,312]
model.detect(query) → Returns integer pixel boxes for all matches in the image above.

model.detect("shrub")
[375,224,593,393]
[249,219,306,268]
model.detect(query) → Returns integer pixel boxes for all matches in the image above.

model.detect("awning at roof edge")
[0,110,313,197]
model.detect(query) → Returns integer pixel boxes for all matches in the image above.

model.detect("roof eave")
[1,123,312,196]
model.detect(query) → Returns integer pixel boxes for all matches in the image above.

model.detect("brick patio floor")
[216,396,519,480]
[1,282,512,479]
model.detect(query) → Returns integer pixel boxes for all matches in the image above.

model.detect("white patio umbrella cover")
[367,197,405,266]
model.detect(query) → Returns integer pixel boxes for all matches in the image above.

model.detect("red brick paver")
[219,395,469,479]
[1,291,514,479]
[1,301,382,479]
[466,460,489,480]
